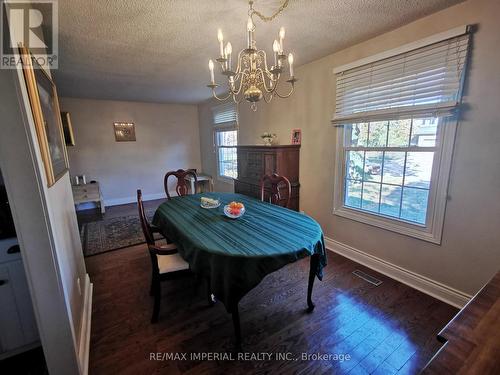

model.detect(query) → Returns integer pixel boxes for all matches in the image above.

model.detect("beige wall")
[198,0,500,296]
[61,98,201,205]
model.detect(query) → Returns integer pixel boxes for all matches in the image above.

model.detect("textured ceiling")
[53,0,464,104]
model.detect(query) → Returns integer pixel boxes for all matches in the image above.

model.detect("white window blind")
[212,102,238,126]
[332,31,471,124]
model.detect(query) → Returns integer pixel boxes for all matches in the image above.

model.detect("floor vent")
[352,270,383,286]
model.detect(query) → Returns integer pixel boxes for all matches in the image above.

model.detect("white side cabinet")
[72,182,105,214]
[0,237,39,359]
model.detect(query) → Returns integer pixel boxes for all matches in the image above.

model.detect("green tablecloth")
[152,192,326,311]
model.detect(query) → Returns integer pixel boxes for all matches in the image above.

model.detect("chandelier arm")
[232,70,248,96]
[232,93,245,104]
[256,68,272,93]
[263,91,274,103]
[228,51,248,97]
[259,51,280,89]
[211,88,233,101]
[258,68,279,94]
[258,50,271,75]
[274,82,295,99]
[257,50,282,90]
[234,49,245,77]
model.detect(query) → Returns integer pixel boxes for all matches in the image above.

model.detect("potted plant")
[260,132,277,146]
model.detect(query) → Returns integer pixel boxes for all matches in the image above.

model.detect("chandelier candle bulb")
[208,59,215,84]
[217,29,224,57]
[288,53,294,77]
[273,40,279,67]
[279,27,285,53]
[247,17,254,48]
[225,42,232,71]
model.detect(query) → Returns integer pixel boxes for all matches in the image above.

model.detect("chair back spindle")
[260,173,292,209]
[164,169,198,200]
[137,189,155,245]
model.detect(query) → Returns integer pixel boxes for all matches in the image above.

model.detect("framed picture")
[20,46,69,187]
[291,128,302,145]
[113,122,136,142]
[60,112,75,146]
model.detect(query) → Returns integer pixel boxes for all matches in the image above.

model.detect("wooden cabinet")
[235,145,300,211]
[0,237,39,359]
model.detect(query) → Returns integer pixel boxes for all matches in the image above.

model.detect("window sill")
[333,205,442,244]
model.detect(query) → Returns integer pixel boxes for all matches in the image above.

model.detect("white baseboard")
[104,192,167,207]
[78,274,93,375]
[324,236,472,308]
[75,192,168,210]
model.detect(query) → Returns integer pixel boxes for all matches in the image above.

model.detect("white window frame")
[333,116,457,244]
[214,124,238,182]
[212,103,238,182]
[331,26,470,244]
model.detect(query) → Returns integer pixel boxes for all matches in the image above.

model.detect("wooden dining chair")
[137,189,190,323]
[163,169,198,200]
[260,173,292,209]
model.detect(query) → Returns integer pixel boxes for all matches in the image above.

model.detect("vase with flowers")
[260,132,277,146]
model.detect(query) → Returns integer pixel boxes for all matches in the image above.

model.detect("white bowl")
[223,205,245,219]
[200,198,220,209]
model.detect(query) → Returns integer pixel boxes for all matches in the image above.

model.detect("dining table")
[152,192,327,347]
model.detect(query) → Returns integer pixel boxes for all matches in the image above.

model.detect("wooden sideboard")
[234,145,300,211]
[422,270,500,374]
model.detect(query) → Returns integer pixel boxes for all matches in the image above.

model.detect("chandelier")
[207,0,297,110]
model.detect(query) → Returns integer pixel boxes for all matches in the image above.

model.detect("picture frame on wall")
[60,111,75,146]
[291,128,302,145]
[113,122,136,142]
[19,45,69,187]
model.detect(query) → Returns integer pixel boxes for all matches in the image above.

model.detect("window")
[212,103,238,180]
[332,27,471,243]
[343,117,440,225]
[215,129,238,179]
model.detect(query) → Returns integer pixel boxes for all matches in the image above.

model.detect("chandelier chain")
[249,0,290,22]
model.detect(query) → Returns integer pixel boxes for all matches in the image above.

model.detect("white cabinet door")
[0,260,38,354]
[0,264,25,352]
[8,260,38,343]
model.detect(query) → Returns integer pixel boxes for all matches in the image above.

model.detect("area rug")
[80,209,161,257]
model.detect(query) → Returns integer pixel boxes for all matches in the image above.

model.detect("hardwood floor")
[423,270,500,374]
[86,244,457,375]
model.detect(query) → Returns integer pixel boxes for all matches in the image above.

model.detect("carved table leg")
[307,254,320,312]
